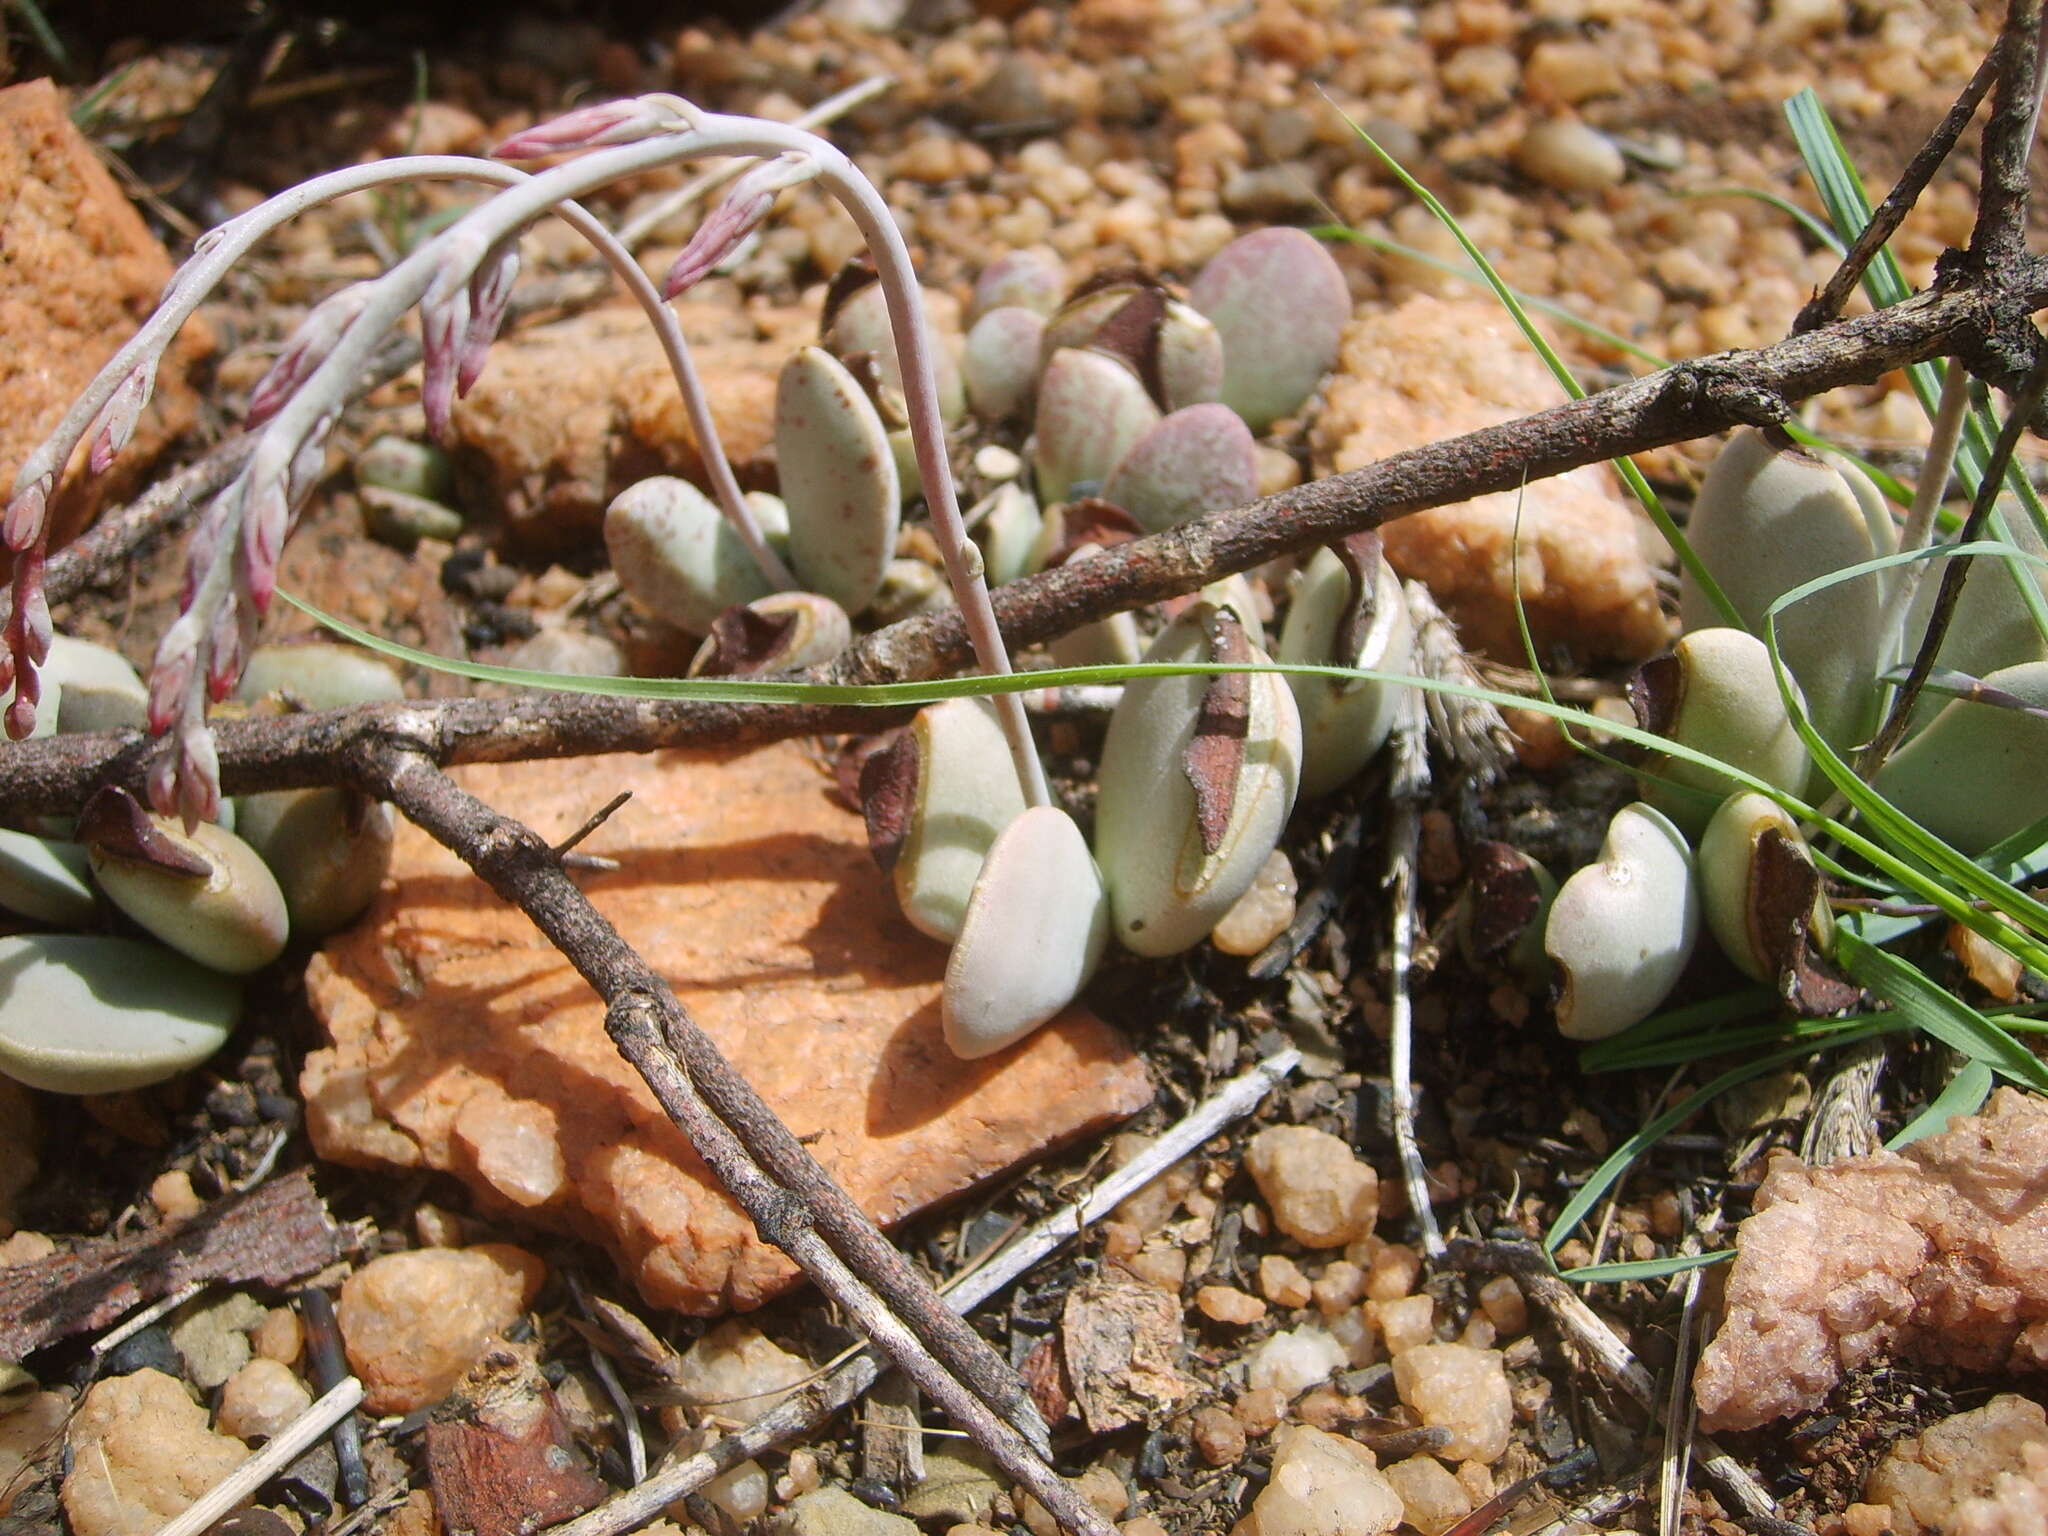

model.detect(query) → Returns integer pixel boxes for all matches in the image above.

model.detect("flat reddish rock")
[304,741,1152,1314]
[0,79,209,551]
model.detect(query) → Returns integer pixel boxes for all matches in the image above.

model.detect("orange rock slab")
[304,741,1152,1314]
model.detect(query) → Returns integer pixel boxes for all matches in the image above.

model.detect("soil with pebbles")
[9,3,2046,1535]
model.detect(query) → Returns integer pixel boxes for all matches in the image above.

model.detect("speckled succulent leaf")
[970,247,1064,323]
[776,346,900,615]
[1099,402,1257,532]
[1031,348,1162,507]
[964,306,1046,425]
[824,279,965,426]
[970,481,1042,589]
[941,805,1108,1061]
[1187,227,1350,433]
[1094,602,1302,958]
[1544,802,1699,1041]
[604,475,777,635]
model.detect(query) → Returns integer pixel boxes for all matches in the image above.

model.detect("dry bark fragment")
[0,1168,346,1360]
[425,1347,607,1536]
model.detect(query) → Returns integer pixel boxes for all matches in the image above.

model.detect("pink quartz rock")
[304,741,1152,1315]
[1695,1089,2048,1432]
[337,1245,546,1414]
[1309,295,1671,665]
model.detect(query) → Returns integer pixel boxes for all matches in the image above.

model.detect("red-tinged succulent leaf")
[1087,286,1170,407]
[858,729,919,874]
[1183,608,1253,857]
[1752,827,1861,1016]
[1042,498,1145,570]
[819,253,881,340]
[1465,841,1548,960]
[77,786,214,877]
[692,602,800,678]
[1627,650,1682,737]
[1332,531,1386,669]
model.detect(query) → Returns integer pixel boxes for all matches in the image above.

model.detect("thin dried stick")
[6,263,2039,825]
[348,739,1106,1534]
[1384,682,1444,1259]
[1968,0,2047,275]
[548,1048,1299,1536]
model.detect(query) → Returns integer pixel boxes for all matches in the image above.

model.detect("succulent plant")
[1276,535,1413,800]
[970,480,1043,589]
[1094,603,1302,957]
[234,787,396,937]
[1099,403,1259,533]
[41,635,147,734]
[964,305,1048,425]
[1455,841,1557,986]
[970,247,1064,323]
[688,591,853,677]
[355,434,455,503]
[0,934,242,1094]
[1679,429,1898,761]
[1629,627,1810,834]
[1544,801,1699,1040]
[777,346,902,616]
[863,697,1029,943]
[236,641,406,711]
[81,787,290,974]
[823,270,967,428]
[941,805,1109,1060]
[1696,792,1834,987]
[605,475,785,636]
[1032,348,1162,507]
[1186,227,1351,434]
[1873,659,2048,854]
[0,827,97,927]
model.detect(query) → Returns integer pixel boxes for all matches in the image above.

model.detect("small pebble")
[1311,1260,1366,1315]
[1476,1276,1528,1337]
[1191,1405,1247,1466]
[698,1458,770,1525]
[1246,1425,1402,1536]
[215,1358,313,1443]
[62,1369,250,1536]
[1234,1386,1287,1437]
[1074,1465,1128,1520]
[673,1321,813,1428]
[0,1231,56,1266]
[1245,1126,1379,1248]
[336,1244,545,1414]
[148,1170,201,1223]
[252,1306,303,1367]
[1118,1243,1187,1292]
[1370,1294,1436,1356]
[1259,1254,1312,1309]
[170,1292,265,1391]
[1245,1325,1348,1401]
[1361,1241,1421,1301]
[1384,1454,1475,1536]
[1210,850,1298,955]
[1195,1285,1266,1326]
[1513,119,1627,194]
[1391,1343,1514,1463]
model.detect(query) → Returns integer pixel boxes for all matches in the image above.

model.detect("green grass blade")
[1544,1023,1889,1254]
[1559,1250,1735,1285]
[1577,989,1778,1071]
[1677,186,1846,254]
[1887,1059,1995,1148]
[1836,930,2048,1091]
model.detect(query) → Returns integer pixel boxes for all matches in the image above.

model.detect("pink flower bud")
[206,590,258,703]
[173,724,223,831]
[490,95,698,160]
[4,475,49,553]
[240,476,291,614]
[663,152,817,299]
[419,272,471,442]
[458,241,521,397]
[88,366,154,475]
[147,631,198,736]
[248,286,372,427]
